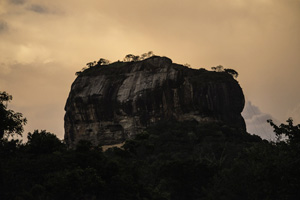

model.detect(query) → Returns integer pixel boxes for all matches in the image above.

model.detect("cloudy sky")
[1,0,299,140]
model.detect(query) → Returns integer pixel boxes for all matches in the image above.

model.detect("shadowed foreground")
[1,119,300,200]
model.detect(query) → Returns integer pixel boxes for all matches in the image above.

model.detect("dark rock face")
[64,56,245,148]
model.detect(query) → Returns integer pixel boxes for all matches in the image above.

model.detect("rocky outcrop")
[64,56,245,148]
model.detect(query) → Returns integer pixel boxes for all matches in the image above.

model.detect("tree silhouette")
[86,61,97,68]
[224,68,239,78]
[211,66,239,78]
[123,54,135,62]
[124,51,154,62]
[97,58,110,66]
[123,54,140,62]
[211,65,224,72]
[140,51,154,60]
[268,118,300,144]
[26,130,65,154]
[0,91,27,139]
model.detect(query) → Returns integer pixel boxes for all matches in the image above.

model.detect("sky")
[1,0,299,140]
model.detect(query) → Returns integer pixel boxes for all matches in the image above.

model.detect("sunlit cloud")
[242,101,276,140]
[15,44,51,64]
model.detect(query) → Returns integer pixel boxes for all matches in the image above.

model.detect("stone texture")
[64,56,246,148]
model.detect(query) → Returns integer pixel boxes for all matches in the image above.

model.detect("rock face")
[64,56,246,148]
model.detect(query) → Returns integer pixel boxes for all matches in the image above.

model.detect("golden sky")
[1,0,300,139]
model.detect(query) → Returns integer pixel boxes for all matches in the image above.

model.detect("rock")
[64,56,246,148]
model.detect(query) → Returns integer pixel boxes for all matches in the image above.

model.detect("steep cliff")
[64,56,245,147]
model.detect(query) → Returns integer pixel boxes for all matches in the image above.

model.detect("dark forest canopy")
[1,93,300,199]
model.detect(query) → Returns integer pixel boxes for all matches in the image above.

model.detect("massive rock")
[64,56,246,148]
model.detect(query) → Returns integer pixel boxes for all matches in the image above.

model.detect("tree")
[211,66,239,78]
[26,130,64,154]
[140,51,154,60]
[267,118,300,144]
[224,68,239,78]
[211,65,224,72]
[133,55,140,61]
[147,51,154,57]
[0,91,27,139]
[86,61,97,68]
[97,58,110,66]
[140,53,148,60]
[123,54,140,62]
[123,52,154,62]
[123,54,135,62]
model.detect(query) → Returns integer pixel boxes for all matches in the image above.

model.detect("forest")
[1,91,300,200]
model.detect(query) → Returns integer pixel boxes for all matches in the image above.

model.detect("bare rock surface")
[64,56,245,148]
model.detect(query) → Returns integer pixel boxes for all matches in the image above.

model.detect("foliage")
[205,118,300,199]
[26,130,65,154]
[75,58,111,76]
[123,51,154,62]
[0,120,264,200]
[211,65,239,78]
[86,58,111,68]
[224,68,238,78]
[123,54,140,62]
[75,53,241,85]
[97,58,110,66]
[0,91,27,138]
[267,118,300,144]
[211,65,224,72]
[1,93,299,200]
[75,52,155,76]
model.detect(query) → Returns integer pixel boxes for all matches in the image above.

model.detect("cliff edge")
[64,56,245,148]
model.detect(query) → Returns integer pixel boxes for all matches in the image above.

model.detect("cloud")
[9,0,25,5]
[27,4,48,14]
[15,44,51,64]
[242,101,277,140]
[0,20,8,33]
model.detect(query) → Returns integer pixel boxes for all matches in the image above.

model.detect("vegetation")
[75,51,155,76]
[0,91,27,139]
[211,65,239,78]
[1,93,300,199]
[123,51,154,62]
[267,118,300,143]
